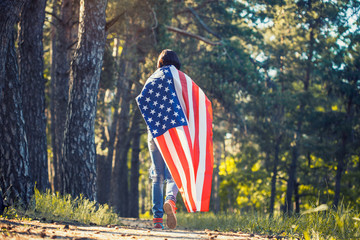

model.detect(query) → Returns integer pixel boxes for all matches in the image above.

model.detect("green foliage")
[42,0,359,224]
[219,151,271,211]
[207,0,360,214]
[177,204,360,239]
[23,189,120,226]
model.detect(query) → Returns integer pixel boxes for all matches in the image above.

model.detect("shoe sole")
[163,202,177,229]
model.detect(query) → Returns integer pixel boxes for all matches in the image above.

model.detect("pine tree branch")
[165,25,222,46]
[105,11,125,31]
[187,7,221,40]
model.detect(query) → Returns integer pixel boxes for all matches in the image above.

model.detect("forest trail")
[1,217,273,240]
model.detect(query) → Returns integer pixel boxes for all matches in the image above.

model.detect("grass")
[176,204,360,239]
[2,188,120,226]
[2,190,359,239]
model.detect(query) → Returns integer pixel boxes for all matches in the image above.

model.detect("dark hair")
[157,49,181,70]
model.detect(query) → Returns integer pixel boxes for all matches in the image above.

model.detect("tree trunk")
[294,180,300,214]
[50,0,74,192]
[211,140,221,213]
[110,66,133,215]
[284,12,314,214]
[60,0,107,200]
[99,43,128,204]
[334,91,354,208]
[140,174,147,214]
[269,136,281,217]
[18,0,49,192]
[333,153,344,208]
[129,109,142,218]
[0,0,33,206]
[334,131,349,208]
[96,154,112,204]
[284,144,297,214]
[0,192,4,215]
[50,0,78,192]
[96,89,112,205]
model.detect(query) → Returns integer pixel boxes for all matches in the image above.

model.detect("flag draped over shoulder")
[136,65,214,212]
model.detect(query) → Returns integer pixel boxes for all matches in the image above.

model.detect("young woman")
[148,49,181,229]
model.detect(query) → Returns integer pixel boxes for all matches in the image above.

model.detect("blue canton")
[136,66,187,138]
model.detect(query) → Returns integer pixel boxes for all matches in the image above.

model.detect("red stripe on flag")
[178,71,190,118]
[200,98,214,211]
[169,128,197,212]
[192,81,200,180]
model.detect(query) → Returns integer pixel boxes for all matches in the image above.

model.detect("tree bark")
[96,154,112,204]
[269,135,281,217]
[100,42,128,204]
[50,0,76,192]
[0,0,33,206]
[294,180,300,214]
[211,140,221,213]
[128,109,142,218]
[110,65,133,215]
[284,142,297,214]
[96,89,112,205]
[18,0,49,192]
[0,192,4,215]
[60,0,107,200]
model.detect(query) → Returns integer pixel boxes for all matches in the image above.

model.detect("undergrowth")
[177,204,360,239]
[2,188,120,226]
[2,189,359,239]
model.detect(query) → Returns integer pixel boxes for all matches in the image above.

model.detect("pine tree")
[50,0,79,192]
[0,0,33,206]
[18,0,49,192]
[60,0,107,200]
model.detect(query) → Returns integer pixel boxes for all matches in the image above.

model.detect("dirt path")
[1,217,272,239]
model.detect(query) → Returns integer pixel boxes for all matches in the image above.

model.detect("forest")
[1,0,359,221]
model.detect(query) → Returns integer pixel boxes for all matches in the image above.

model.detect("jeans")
[148,135,178,219]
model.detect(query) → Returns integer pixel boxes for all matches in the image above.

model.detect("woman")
[148,49,181,229]
[137,49,214,229]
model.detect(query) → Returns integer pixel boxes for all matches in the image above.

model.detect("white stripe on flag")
[185,74,195,147]
[170,66,187,122]
[176,126,197,209]
[195,90,207,210]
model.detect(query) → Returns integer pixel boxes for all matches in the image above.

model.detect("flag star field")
[136,66,187,138]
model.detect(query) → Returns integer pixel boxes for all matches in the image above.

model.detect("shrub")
[23,188,120,226]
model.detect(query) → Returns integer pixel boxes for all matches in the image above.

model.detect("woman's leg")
[148,137,165,219]
[164,165,179,203]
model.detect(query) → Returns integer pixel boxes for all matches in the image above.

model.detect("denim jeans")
[148,135,178,219]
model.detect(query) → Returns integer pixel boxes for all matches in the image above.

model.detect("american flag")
[136,65,214,212]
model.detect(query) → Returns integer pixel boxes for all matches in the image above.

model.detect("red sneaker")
[153,218,164,230]
[163,200,177,229]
